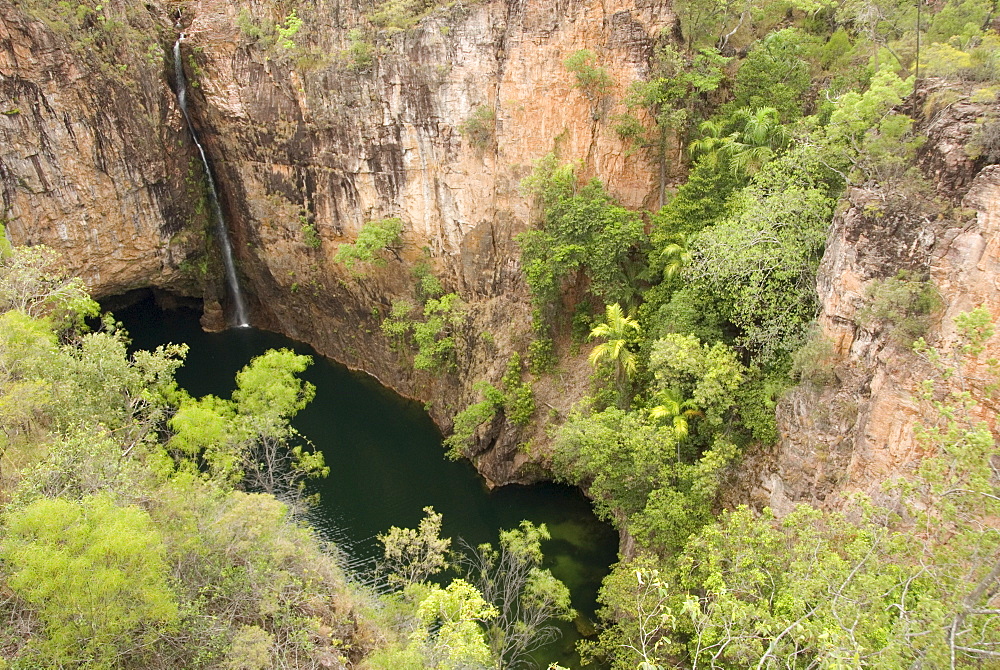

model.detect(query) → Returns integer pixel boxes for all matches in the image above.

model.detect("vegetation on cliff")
[0,243,576,670]
[4,0,1000,667]
[442,0,1000,666]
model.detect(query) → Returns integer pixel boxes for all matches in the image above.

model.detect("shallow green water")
[115,296,618,667]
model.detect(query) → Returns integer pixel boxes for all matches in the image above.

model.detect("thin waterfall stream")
[173,36,250,327]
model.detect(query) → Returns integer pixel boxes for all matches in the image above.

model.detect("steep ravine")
[0,0,673,485]
[7,0,998,504]
[0,0,213,299]
[175,0,674,483]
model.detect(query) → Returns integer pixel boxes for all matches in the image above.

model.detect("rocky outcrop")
[0,0,670,485]
[759,84,1000,513]
[0,0,212,298]
[176,0,670,482]
[5,0,997,501]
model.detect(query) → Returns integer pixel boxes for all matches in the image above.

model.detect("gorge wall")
[0,0,671,484]
[757,87,1000,513]
[5,0,998,501]
[0,1,213,299]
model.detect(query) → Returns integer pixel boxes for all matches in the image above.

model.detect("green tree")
[588,303,642,406]
[564,49,613,101]
[552,407,735,553]
[727,28,815,121]
[414,580,498,670]
[169,349,327,506]
[689,107,790,178]
[518,157,647,318]
[724,107,791,176]
[836,0,915,69]
[614,45,730,202]
[648,387,701,440]
[688,144,836,362]
[659,233,696,281]
[335,217,404,274]
[457,522,575,669]
[379,506,451,585]
[412,292,464,373]
[591,309,1000,669]
[648,334,745,429]
[2,494,179,666]
[687,117,737,172]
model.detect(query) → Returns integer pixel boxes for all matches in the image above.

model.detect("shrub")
[2,495,179,666]
[967,118,1000,164]
[381,299,418,345]
[345,29,374,70]
[459,105,496,151]
[564,49,613,100]
[790,328,839,385]
[501,354,535,425]
[301,222,321,249]
[335,218,404,273]
[411,261,445,301]
[443,356,534,459]
[443,382,504,459]
[274,10,302,49]
[517,156,647,320]
[855,271,943,344]
[368,0,445,30]
[412,293,464,374]
[527,337,555,375]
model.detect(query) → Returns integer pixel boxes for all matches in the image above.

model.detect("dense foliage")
[6,0,1000,666]
[0,246,364,668]
[500,0,1000,667]
[0,245,569,670]
[373,509,574,670]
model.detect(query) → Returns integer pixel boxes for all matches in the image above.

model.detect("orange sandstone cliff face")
[0,1,211,298]
[9,0,994,501]
[178,0,672,482]
[757,88,1000,513]
[0,0,671,484]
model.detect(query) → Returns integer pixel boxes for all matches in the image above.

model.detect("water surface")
[115,296,618,666]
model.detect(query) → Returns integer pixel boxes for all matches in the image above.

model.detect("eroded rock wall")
[0,0,210,297]
[179,0,670,482]
[758,86,1000,512]
[1,0,670,484]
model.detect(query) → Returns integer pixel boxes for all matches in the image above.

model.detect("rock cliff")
[0,0,213,298]
[757,84,1000,512]
[9,0,994,501]
[0,0,671,484]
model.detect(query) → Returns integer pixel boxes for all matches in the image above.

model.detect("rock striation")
[0,0,212,298]
[759,86,1000,513]
[10,0,994,500]
[177,0,672,482]
[0,0,671,484]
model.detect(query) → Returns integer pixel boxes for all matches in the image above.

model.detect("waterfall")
[173,36,250,328]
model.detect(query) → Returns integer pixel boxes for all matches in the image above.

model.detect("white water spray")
[174,36,250,328]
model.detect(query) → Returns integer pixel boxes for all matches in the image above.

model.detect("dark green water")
[114,296,618,666]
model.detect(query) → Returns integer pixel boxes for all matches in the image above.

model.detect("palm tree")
[726,107,790,177]
[660,232,696,281]
[690,107,790,178]
[648,388,703,462]
[589,303,641,406]
[688,118,738,170]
